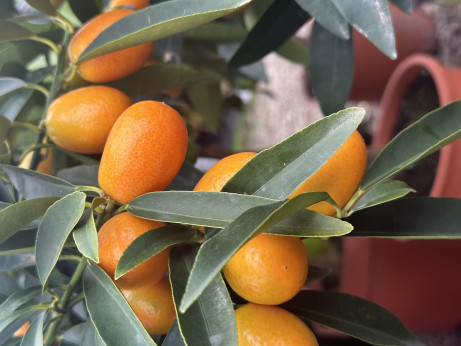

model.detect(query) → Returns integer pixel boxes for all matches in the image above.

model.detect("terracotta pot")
[341,54,461,333]
[349,4,437,102]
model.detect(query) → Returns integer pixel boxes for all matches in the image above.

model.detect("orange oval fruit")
[107,0,150,10]
[98,212,170,288]
[68,9,154,83]
[290,130,367,216]
[98,100,188,204]
[121,276,176,335]
[223,233,308,305]
[235,303,319,346]
[46,86,131,154]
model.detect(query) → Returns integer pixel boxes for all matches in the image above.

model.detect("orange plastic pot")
[349,5,436,102]
[341,54,461,333]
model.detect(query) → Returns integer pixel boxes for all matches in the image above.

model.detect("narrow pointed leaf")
[78,0,252,62]
[1,165,75,199]
[162,320,186,346]
[0,286,43,317]
[389,0,413,14]
[282,290,422,345]
[223,107,365,199]
[0,229,37,255]
[295,0,349,38]
[0,22,33,43]
[187,82,222,132]
[115,225,195,280]
[228,0,311,68]
[0,253,36,272]
[83,262,157,346]
[36,191,86,288]
[81,320,107,346]
[347,197,461,238]
[73,210,99,263]
[310,21,353,116]
[350,180,415,213]
[331,0,396,59]
[0,307,45,335]
[24,0,57,16]
[20,310,46,346]
[0,115,10,144]
[0,197,60,245]
[170,245,238,346]
[276,37,310,66]
[360,100,461,191]
[0,77,27,102]
[128,191,352,237]
[184,21,247,42]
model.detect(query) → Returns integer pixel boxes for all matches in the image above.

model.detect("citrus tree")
[1,0,461,345]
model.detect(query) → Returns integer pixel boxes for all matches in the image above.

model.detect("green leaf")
[0,229,37,255]
[0,307,44,336]
[166,160,203,191]
[223,107,365,199]
[347,197,461,238]
[81,320,106,346]
[0,253,36,272]
[0,77,27,103]
[360,100,461,191]
[162,320,186,346]
[282,290,422,345]
[0,21,33,43]
[128,191,352,237]
[24,0,57,16]
[389,0,413,14]
[56,164,99,187]
[0,115,11,144]
[295,0,349,39]
[179,192,348,312]
[184,21,247,42]
[0,196,60,245]
[20,310,46,346]
[186,82,222,132]
[115,225,195,280]
[1,164,75,199]
[73,210,99,263]
[36,191,86,289]
[276,37,309,66]
[310,21,353,116]
[170,245,238,345]
[331,0,396,59]
[78,0,252,62]
[228,0,311,68]
[67,0,102,24]
[83,262,157,346]
[350,180,415,213]
[0,286,42,317]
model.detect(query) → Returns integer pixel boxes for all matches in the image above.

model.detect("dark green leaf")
[24,0,57,16]
[0,253,35,272]
[187,82,222,132]
[306,265,331,284]
[0,307,43,337]
[162,319,186,346]
[56,164,99,187]
[0,196,60,245]
[228,0,311,68]
[0,229,37,255]
[282,290,422,345]
[310,21,353,116]
[166,160,203,191]
[350,180,415,213]
[78,0,252,62]
[295,0,349,38]
[20,310,46,346]
[347,197,461,238]
[36,191,86,288]
[170,245,238,345]
[276,37,309,66]
[180,192,348,312]
[0,77,26,103]
[360,100,461,191]
[67,0,102,23]
[223,107,364,199]
[0,21,33,43]
[81,320,106,346]
[73,210,98,263]
[128,191,352,237]
[115,225,195,280]
[0,115,10,144]
[389,0,413,14]
[0,286,42,317]
[184,21,247,42]
[331,0,396,59]
[1,164,75,199]
[83,262,157,346]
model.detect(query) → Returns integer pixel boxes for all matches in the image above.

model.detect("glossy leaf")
[0,229,37,255]
[350,180,415,213]
[0,307,43,336]
[331,0,396,59]
[223,107,364,199]
[389,0,413,14]
[73,210,99,263]
[83,262,157,346]
[187,82,222,132]
[228,0,311,68]
[24,0,57,16]
[115,225,195,280]
[36,191,86,288]
[276,37,309,66]
[295,0,349,39]
[282,290,422,345]
[180,192,347,312]
[184,21,247,42]
[78,0,252,62]
[162,319,186,346]
[20,310,46,346]
[347,197,461,238]
[0,77,26,103]
[0,196,60,245]
[0,286,42,317]
[310,21,353,116]
[0,21,33,43]
[360,100,461,191]
[170,245,238,345]
[128,191,352,237]
[1,165,75,199]
[81,320,106,346]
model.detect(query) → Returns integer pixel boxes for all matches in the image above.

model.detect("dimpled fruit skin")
[290,130,367,216]
[108,0,150,10]
[223,234,308,305]
[121,276,176,335]
[68,9,154,83]
[194,152,257,192]
[97,212,170,289]
[46,86,131,154]
[98,100,188,204]
[235,303,319,346]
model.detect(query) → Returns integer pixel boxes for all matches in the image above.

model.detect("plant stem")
[29,35,60,54]
[24,83,50,98]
